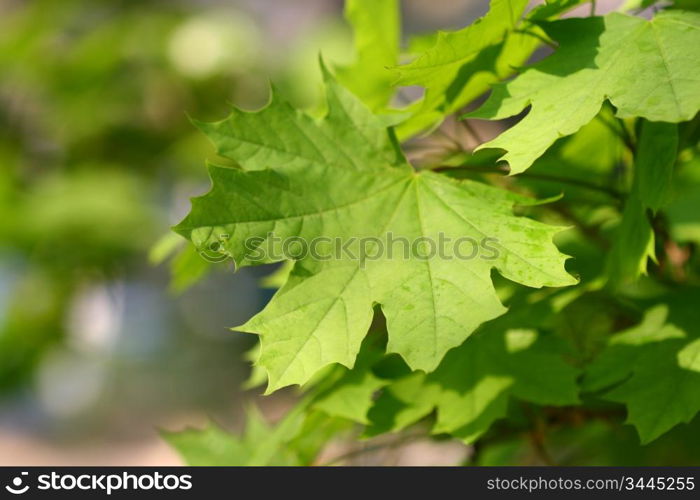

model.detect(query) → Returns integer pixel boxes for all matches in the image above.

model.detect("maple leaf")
[393,0,587,137]
[335,0,400,112]
[366,326,580,443]
[175,66,576,392]
[162,406,304,466]
[164,405,347,466]
[606,121,678,285]
[468,10,700,174]
[311,333,389,424]
[393,0,536,137]
[313,369,387,425]
[584,299,700,443]
[394,0,528,88]
[609,338,700,443]
[667,156,700,246]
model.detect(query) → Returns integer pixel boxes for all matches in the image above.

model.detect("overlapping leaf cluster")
[175,65,575,392]
[168,0,700,465]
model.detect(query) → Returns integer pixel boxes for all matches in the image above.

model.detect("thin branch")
[521,403,556,466]
[514,28,557,50]
[529,429,555,466]
[616,117,636,154]
[432,164,507,174]
[319,432,425,466]
[596,112,636,154]
[679,115,699,149]
[460,119,484,144]
[550,202,609,249]
[523,172,623,199]
[434,126,466,152]
[433,164,623,199]
[468,406,628,465]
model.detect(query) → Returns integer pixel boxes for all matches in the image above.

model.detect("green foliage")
[176,67,575,391]
[368,326,579,443]
[584,295,700,444]
[394,0,533,136]
[335,0,400,112]
[164,406,305,466]
[168,0,700,465]
[394,0,586,138]
[469,10,700,174]
[606,121,679,284]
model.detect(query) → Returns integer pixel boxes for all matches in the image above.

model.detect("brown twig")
[521,403,556,466]
[319,431,426,466]
[460,119,484,144]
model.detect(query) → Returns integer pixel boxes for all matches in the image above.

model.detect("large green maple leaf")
[175,67,576,392]
[584,298,700,443]
[469,10,700,174]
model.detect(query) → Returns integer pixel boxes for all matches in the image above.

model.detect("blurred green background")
[0,0,514,465]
